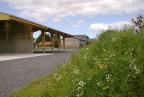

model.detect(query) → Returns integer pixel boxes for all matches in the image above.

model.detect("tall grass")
[11,29,144,97]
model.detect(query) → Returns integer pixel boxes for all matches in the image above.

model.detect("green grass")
[11,29,144,97]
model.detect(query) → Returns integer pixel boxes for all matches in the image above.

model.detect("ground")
[0,51,74,97]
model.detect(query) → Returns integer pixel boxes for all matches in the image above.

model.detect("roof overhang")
[0,12,73,38]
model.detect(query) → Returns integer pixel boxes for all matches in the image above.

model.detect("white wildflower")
[98,64,107,69]
[74,69,79,75]
[106,74,112,82]
[57,75,62,81]
[129,59,140,76]
[111,37,117,42]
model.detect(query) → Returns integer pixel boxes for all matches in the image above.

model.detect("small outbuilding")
[37,41,52,48]
[61,35,89,49]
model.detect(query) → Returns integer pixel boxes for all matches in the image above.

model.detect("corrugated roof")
[73,35,89,41]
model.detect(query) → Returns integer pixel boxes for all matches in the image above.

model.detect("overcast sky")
[0,0,144,38]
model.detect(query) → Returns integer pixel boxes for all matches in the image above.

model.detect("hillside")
[11,30,144,97]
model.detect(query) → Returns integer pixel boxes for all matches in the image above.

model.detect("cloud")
[109,21,132,29]
[2,0,144,22]
[71,20,84,28]
[90,21,132,31]
[90,23,108,31]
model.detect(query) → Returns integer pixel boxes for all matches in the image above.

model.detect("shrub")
[11,30,144,97]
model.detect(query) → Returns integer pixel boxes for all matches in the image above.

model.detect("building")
[36,41,52,48]
[0,12,73,53]
[61,35,89,49]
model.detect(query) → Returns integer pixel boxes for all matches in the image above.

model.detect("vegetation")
[35,34,59,48]
[35,34,51,44]
[132,15,144,33]
[11,29,144,97]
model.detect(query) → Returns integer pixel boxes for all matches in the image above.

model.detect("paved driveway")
[0,52,74,97]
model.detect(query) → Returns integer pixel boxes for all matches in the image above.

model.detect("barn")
[0,12,73,53]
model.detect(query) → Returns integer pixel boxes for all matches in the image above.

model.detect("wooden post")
[5,21,9,40]
[28,26,33,53]
[57,35,61,51]
[63,36,65,51]
[42,30,45,53]
[51,33,54,53]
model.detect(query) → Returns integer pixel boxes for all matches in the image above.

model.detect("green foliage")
[35,34,51,44]
[35,34,59,48]
[11,30,144,97]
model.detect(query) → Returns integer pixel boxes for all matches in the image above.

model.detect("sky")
[0,0,144,38]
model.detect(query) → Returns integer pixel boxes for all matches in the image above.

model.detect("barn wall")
[61,38,80,49]
[0,21,33,53]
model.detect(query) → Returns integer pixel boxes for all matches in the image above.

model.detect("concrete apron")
[0,53,52,61]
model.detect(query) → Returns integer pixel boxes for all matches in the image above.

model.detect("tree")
[132,15,144,33]
[35,34,51,44]
[35,34,59,48]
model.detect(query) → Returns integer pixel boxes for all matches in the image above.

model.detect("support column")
[57,35,61,51]
[28,26,33,53]
[5,21,9,40]
[41,30,45,53]
[51,33,54,53]
[63,36,65,51]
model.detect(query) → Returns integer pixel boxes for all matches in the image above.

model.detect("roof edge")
[0,12,10,20]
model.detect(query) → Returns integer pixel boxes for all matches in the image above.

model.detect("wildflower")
[129,60,140,76]
[98,64,107,69]
[112,54,115,57]
[133,65,140,74]
[111,37,117,42]
[57,75,62,81]
[85,48,89,51]
[73,80,85,97]
[83,55,87,59]
[97,81,103,86]
[79,81,85,87]
[105,58,109,61]
[106,74,112,82]
[74,69,79,75]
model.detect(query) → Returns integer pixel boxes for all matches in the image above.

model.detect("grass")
[11,29,144,97]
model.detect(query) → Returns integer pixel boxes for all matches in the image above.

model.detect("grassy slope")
[11,30,144,97]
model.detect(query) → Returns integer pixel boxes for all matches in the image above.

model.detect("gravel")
[0,51,74,97]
